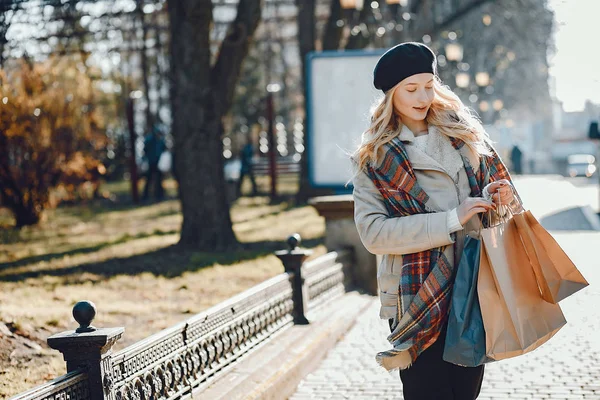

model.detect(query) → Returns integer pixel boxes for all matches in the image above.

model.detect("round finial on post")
[287,233,301,251]
[73,300,97,333]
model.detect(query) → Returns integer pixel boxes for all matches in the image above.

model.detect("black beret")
[373,42,437,93]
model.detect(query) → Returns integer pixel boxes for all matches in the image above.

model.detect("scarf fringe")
[375,350,413,372]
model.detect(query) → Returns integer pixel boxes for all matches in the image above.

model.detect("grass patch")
[0,177,327,397]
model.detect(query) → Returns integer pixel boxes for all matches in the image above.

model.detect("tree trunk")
[295,0,316,203]
[0,183,45,228]
[345,7,373,50]
[153,8,168,125]
[0,35,6,68]
[168,0,262,251]
[322,0,343,51]
[13,204,42,228]
[137,0,153,133]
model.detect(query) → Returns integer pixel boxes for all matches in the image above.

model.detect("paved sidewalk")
[290,176,600,399]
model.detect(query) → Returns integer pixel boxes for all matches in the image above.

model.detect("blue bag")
[442,235,494,367]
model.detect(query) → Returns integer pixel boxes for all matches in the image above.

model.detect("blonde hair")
[351,76,491,173]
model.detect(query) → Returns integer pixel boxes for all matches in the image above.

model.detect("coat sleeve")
[352,168,455,255]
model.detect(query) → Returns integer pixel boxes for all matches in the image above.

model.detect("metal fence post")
[47,301,124,400]
[275,234,312,325]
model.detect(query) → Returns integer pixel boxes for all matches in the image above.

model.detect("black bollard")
[275,234,313,325]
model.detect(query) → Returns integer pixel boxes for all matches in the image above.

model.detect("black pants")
[389,320,485,400]
[142,164,164,200]
[237,169,258,197]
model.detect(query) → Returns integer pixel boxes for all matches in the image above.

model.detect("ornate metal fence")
[109,271,295,399]
[8,370,90,400]
[304,248,352,310]
[9,235,354,400]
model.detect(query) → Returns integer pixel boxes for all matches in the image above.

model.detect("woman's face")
[392,73,435,123]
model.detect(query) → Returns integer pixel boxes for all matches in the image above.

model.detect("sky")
[548,0,600,112]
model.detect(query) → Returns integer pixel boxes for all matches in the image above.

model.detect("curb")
[195,292,375,400]
[512,175,600,231]
[580,205,600,231]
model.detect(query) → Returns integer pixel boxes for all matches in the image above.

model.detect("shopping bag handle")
[485,183,524,227]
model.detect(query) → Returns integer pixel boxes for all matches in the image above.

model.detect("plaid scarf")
[366,134,512,371]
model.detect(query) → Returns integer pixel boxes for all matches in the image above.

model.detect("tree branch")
[295,0,316,66]
[0,145,23,206]
[211,0,263,117]
[418,0,494,39]
[410,0,423,15]
[345,5,374,50]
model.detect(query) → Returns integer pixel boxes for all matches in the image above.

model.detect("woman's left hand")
[486,179,514,206]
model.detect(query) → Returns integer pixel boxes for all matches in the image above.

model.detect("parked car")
[566,154,597,178]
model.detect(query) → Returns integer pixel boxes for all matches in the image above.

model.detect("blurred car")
[566,154,597,178]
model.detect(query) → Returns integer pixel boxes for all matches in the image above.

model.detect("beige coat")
[352,125,483,320]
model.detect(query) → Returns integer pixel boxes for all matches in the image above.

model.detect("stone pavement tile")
[572,390,599,396]
[512,389,539,396]
[478,389,514,398]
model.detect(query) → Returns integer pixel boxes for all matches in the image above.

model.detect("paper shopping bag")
[513,210,589,303]
[478,218,567,360]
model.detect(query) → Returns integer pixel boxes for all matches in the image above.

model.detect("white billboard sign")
[306,50,385,191]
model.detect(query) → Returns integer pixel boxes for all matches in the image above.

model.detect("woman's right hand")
[456,197,495,226]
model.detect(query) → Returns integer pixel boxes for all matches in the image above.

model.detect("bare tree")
[0,2,20,68]
[168,0,262,250]
[295,0,317,202]
[295,0,496,200]
[436,0,554,122]
[136,0,154,133]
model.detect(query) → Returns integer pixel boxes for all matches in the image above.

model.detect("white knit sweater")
[410,128,503,234]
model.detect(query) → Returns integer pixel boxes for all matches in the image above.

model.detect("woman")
[351,42,519,399]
